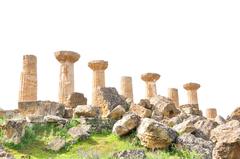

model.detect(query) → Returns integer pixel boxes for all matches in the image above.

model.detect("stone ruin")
[1,51,240,159]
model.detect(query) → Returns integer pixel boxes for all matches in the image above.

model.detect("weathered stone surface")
[180,104,202,116]
[210,120,240,159]
[212,142,240,159]
[176,133,213,159]
[3,119,27,144]
[0,144,14,159]
[227,107,240,121]
[215,115,226,125]
[64,108,73,118]
[151,110,164,122]
[113,113,140,136]
[130,104,152,118]
[193,119,218,140]
[173,119,196,134]
[19,55,37,102]
[184,115,206,124]
[107,105,126,120]
[18,101,65,117]
[112,150,146,159]
[95,87,128,117]
[211,120,240,143]
[137,118,178,149]
[125,98,133,106]
[167,112,190,127]
[73,105,99,118]
[79,117,116,133]
[66,92,87,108]
[43,115,68,124]
[138,99,152,109]
[0,110,19,119]
[26,115,44,123]
[67,125,90,140]
[150,96,180,118]
[165,115,204,129]
[46,137,66,152]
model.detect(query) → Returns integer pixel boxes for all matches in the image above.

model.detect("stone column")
[206,108,217,119]
[19,55,37,102]
[168,88,179,108]
[55,51,80,104]
[120,76,133,101]
[141,73,160,99]
[88,60,108,106]
[183,82,200,105]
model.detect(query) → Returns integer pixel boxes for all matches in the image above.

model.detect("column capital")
[168,88,178,92]
[55,51,80,63]
[183,82,200,90]
[141,73,160,82]
[88,60,108,71]
[121,76,132,79]
[23,55,37,63]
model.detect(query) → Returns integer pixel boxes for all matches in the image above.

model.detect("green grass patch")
[0,117,5,125]
[0,117,5,139]
[2,119,200,159]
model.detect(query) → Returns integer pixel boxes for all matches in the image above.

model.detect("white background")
[0,0,240,117]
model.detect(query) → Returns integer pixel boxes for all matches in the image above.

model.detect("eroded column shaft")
[19,55,37,102]
[59,62,74,104]
[146,81,157,99]
[206,108,217,119]
[92,70,105,105]
[187,90,198,105]
[120,76,133,101]
[168,88,179,108]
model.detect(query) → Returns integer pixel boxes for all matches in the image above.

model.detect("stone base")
[79,117,117,133]
[0,110,19,119]
[18,101,65,117]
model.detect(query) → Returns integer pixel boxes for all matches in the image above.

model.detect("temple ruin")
[2,52,239,159]
[3,53,206,120]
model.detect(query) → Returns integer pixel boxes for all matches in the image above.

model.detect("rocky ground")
[1,88,240,159]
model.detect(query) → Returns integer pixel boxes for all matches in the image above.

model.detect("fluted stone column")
[206,108,217,119]
[55,51,80,104]
[120,76,133,101]
[183,82,200,106]
[168,88,179,108]
[88,60,108,106]
[141,73,160,99]
[19,55,37,102]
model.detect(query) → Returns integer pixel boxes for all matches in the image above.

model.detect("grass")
[0,117,5,125]
[0,117,5,139]
[0,119,201,159]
